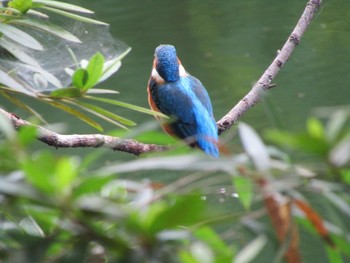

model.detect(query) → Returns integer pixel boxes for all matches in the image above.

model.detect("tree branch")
[217,0,322,134]
[0,108,168,156]
[0,0,322,155]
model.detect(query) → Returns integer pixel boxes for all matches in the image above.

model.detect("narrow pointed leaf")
[0,69,36,96]
[39,6,107,25]
[0,91,46,122]
[86,89,119,94]
[72,100,135,127]
[0,38,40,66]
[11,18,81,43]
[48,100,103,131]
[0,23,43,50]
[33,0,94,13]
[85,96,168,118]
[50,87,82,98]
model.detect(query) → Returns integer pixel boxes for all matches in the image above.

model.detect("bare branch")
[0,0,323,155]
[217,0,322,134]
[0,108,168,156]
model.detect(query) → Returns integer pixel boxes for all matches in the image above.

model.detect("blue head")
[154,45,179,82]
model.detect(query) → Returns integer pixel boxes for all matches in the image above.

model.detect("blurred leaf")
[194,227,234,260]
[149,194,205,234]
[265,129,329,156]
[32,0,94,13]
[0,177,41,200]
[54,156,78,194]
[83,52,105,90]
[0,23,43,50]
[11,18,81,43]
[234,235,267,263]
[38,6,107,25]
[72,68,88,89]
[307,117,325,140]
[17,125,37,146]
[50,87,82,98]
[24,205,60,234]
[324,191,350,218]
[325,246,344,263]
[8,0,32,13]
[326,110,348,143]
[329,134,350,167]
[19,216,45,237]
[239,122,270,171]
[340,169,350,185]
[22,151,56,194]
[232,176,253,210]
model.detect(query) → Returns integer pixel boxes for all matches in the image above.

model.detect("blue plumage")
[148,45,219,157]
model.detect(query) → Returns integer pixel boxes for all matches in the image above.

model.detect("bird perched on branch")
[147,44,219,157]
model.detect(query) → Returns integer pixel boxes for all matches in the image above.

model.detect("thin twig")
[0,0,322,154]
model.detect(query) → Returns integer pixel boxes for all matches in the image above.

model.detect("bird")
[147,44,219,157]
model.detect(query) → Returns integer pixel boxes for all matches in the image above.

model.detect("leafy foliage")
[0,0,164,131]
[1,110,350,262]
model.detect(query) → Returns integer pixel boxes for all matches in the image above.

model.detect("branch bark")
[0,0,322,155]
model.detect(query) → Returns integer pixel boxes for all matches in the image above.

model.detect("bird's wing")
[187,76,213,115]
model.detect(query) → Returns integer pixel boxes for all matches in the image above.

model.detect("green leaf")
[39,6,108,25]
[149,194,205,234]
[54,157,78,193]
[48,100,103,131]
[233,176,253,210]
[50,87,82,98]
[307,117,325,139]
[32,0,94,13]
[85,95,168,118]
[72,68,88,89]
[83,52,105,90]
[8,0,32,13]
[22,151,56,194]
[18,125,37,146]
[0,23,43,50]
[11,18,81,43]
[325,246,344,263]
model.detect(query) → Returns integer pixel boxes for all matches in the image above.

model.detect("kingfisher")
[147,44,219,157]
